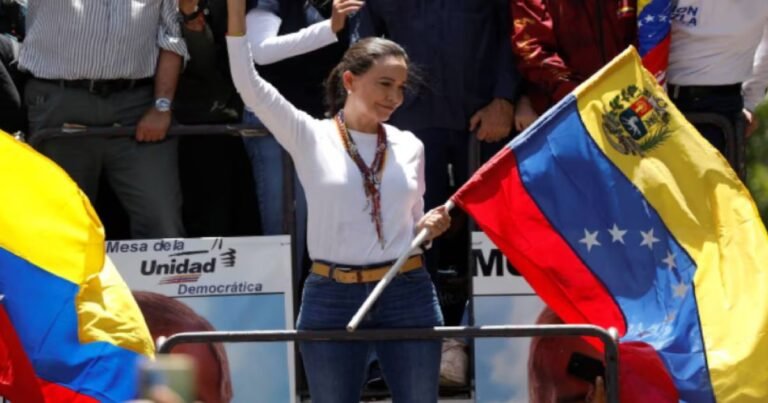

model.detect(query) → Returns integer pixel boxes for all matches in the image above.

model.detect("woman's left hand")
[417,206,452,240]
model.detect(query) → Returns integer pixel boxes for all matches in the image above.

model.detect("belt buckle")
[88,80,111,97]
[330,264,352,283]
[333,266,366,283]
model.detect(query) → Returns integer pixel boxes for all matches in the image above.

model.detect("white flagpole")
[346,200,455,332]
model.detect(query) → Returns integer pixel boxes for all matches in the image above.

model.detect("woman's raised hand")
[331,0,364,33]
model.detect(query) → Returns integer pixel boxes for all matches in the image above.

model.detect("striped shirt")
[19,0,189,80]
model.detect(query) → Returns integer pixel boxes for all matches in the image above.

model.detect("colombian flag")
[453,48,768,402]
[0,132,154,401]
[637,0,672,82]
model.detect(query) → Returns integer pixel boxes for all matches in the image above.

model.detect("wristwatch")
[154,97,172,113]
[180,5,202,23]
[180,1,208,23]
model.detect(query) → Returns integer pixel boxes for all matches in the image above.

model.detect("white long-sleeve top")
[744,26,768,111]
[245,9,338,65]
[227,36,425,265]
[668,0,768,108]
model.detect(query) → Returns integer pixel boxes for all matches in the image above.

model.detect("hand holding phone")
[566,352,605,383]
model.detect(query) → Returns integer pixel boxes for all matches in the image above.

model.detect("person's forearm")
[511,0,577,101]
[744,26,768,111]
[154,49,182,100]
[227,0,247,36]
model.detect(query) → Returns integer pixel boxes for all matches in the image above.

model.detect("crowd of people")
[1,0,768,402]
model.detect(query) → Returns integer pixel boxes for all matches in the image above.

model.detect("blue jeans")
[242,110,307,272]
[297,267,444,403]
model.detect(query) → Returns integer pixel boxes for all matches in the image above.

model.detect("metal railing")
[158,324,622,403]
[25,124,269,148]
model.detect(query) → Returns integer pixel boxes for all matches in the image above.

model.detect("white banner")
[109,236,296,403]
[472,231,542,403]
[471,232,534,296]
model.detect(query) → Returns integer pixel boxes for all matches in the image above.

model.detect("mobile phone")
[138,354,196,403]
[566,352,605,383]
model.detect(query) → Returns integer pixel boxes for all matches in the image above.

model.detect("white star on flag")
[662,250,677,270]
[659,15,668,22]
[579,229,601,252]
[640,228,660,250]
[608,223,627,244]
[645,14,655,23]
[665,311,677,322]
[673,282,689,298]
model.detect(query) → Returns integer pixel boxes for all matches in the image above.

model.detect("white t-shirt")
[227,36,426,265]
[668,0,768,108]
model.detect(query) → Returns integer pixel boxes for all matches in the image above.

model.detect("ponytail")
[324,64,347,117]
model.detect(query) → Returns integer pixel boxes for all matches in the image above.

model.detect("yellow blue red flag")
[453,48,768,402]
[637,0,672,82]
[0,131,154,402]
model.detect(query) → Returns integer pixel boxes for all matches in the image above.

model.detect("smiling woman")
[225,0,452,401]
[323,40,411,128]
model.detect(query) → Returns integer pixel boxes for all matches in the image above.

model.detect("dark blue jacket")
[353,0,521,132]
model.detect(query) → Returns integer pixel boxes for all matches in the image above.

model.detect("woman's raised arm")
[226,0,318,155]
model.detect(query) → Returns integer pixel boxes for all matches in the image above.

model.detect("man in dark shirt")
[0,0,25,134]
[355,0,521,325]
[0,34,22,134]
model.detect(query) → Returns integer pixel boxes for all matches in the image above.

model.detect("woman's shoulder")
[383,123,424,151]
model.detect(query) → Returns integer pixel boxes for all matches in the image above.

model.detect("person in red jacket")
[510,0,637,115]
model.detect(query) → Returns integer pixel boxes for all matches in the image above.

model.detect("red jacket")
[511,0,637,114]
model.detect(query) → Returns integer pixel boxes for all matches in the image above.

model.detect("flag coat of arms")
[453,48,768,402]
[0,131,154,402]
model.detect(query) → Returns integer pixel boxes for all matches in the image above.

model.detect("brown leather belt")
[311,255,423,284]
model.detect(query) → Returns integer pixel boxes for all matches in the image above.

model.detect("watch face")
[155,98,172,112]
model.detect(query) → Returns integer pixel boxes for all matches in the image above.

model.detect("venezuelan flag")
[637,0,672,82]
[0,132,154,402]
[453,48,768,402]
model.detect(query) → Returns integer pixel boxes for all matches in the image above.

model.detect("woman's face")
[344,55,408,124]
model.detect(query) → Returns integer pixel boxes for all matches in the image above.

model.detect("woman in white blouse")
[241,0,357,245]
[227,0,451,402]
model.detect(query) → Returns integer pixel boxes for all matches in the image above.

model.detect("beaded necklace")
[334,110,388,248]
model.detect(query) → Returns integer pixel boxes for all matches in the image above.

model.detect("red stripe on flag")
[452,147,626,337]
[642,35,671,82]
[0,304,99,403]
[0,303,45,403]
[40,381,99,402]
